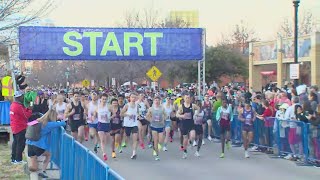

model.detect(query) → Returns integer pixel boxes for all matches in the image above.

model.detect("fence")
[212,115,320,164]
[0,101,10,125]
[50,127,124,180]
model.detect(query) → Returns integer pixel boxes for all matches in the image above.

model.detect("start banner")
[19,26,203,61]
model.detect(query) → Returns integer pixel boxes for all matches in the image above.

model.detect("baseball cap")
[14,91,24,98]
[279,103,289,110]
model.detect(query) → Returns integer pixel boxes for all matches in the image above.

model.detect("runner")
[163,96,175,151]
[193,100,205,157]
[121,93,139,159]
[93,93,112,161]
[118,94,126,153]
[81,93,90,141]
[146,96,167,161]
[65,91,85,143]
[86,92,100,153]
[176,93,200,159]
[238,101,256,158]
[110,98,122,158]
[216,99,233,158]
[136,94,150,149]
[54,94,66,121]
[202,94,213,144]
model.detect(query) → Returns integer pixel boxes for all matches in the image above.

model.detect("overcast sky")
[32,0,320,45]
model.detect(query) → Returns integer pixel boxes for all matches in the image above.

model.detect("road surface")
[82,136,320,180]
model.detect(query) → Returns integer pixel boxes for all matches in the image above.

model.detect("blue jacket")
[26,121,66,151]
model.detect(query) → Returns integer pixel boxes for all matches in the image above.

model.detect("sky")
[30,0,320,45]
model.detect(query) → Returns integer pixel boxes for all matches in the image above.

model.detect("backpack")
[25,121,42,141]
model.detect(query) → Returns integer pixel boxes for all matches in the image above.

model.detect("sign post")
[82,79,90,87]
[290,64,299,80]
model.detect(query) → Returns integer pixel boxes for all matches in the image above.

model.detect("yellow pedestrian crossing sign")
[82,79,90,87]
[146,66,162,82]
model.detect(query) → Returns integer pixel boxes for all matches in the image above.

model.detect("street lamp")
[292,0,300,87]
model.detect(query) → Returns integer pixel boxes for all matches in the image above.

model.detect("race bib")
[73,114,80,121]
[184,112,192,119]
[101,114,108,122]
[195,116,203,124]
[154,115,161,122]
[113,117,120,124]
[129,115,136,122]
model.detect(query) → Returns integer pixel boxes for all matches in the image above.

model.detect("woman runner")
[238,101,256,158]
[110,98,122,158]
[163,96,175,151]
[93,93,112,161]
[193,100,205,157]
[216,99,233,158]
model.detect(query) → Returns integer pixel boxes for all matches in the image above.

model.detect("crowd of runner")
[12,81,320,167]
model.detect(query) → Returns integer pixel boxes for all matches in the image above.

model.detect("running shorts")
[125,126,138,136]
[139,119,150,126]
[194,124,203,135]
[69,120,85,132]
[165,121,172,128]
[242,124,253,132]
[151,126,164,133]
[180,120,195,136]
[220,119,231,134]
[88,123,98,130]
[97,122,111,133]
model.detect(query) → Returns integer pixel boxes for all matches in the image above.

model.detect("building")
[248,32,320,91]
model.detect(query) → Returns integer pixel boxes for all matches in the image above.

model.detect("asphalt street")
[82,135,320,180]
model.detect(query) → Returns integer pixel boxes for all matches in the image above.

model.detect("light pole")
[292,0,300,87]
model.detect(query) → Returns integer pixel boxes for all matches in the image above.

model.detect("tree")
[218,20,258,54]
[0,0,55,43]
[278,10,316,38]
[183,46,248,83]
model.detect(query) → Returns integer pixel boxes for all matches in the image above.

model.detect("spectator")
[27,109,66,178]
[10,90,33,164]
[310,85,320,103]
[308,92,318,113]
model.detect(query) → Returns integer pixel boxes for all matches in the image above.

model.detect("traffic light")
[16,74,28,90]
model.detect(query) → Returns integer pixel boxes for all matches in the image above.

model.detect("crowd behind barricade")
[6,80,320,178]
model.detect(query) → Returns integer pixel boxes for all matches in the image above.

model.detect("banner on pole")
[19,26,203,61]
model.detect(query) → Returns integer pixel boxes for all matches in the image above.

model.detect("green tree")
[183,46,248,83]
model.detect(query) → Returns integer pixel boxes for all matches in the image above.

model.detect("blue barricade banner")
[0,101,10,125]
[19,26,203,61]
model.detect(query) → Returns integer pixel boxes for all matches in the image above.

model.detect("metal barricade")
[276,119,306,158]
[305,123,320,163]
[74,141,89,180]
[61,133,75,180]
[108,169,125,180]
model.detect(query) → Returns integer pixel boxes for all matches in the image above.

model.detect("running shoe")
[153,150,157,156]
[284,154,292,160]
[245,151,250,158]
[112,151,116,158]
[202,140,205,145]
[94,146,98,153]
[192,141,197,147]
[15,160,27,165]
[163,146,168,152]
[131,154,137,159]
[226,141,231,150]
[207,136,213,141]
[38,171,48,178]
[96,144,100,148]
[118,147,123,153]
[155,155,160,161]
[180,146,184,151]
[194,151,200,157]
[121,142,127,147]
[148,143,153,148]
[170,137,173,142]
[103,153,108,161]
[85,137,88,141]
[219,153,225,158]
[251,146,258,151]
[140,143,145,149]
[182,152,187,159]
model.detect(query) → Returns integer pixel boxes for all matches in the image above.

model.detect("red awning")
[260,71,276,76]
